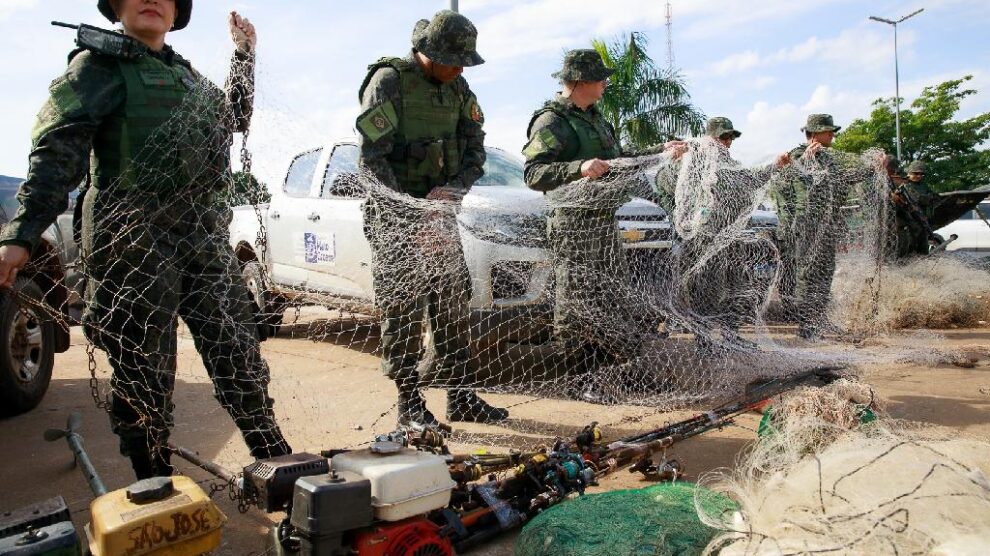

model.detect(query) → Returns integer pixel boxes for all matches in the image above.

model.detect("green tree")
[592,32,705,150]
[834,75,990,192]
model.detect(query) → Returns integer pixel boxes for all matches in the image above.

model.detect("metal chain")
[237,89,274,295]
[86,342,110,411]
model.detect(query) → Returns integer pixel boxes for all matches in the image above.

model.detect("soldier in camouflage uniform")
[770,114,879,339]
[357,11,507,425]
[681,117,791,349]
[892,160,939,257]
[522,50,683,369]
[0,0,291,479]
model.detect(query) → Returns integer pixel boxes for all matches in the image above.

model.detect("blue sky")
[1,0,987,186]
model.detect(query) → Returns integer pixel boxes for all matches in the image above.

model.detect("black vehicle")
[0,178,83,417]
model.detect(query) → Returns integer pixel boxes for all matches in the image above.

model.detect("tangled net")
[6,48,980,473]
[833,254,990,332]
[698,410,990,555]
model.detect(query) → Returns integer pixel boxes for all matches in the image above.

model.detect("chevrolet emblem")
[621,229,646,242]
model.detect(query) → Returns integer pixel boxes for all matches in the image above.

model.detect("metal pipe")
[869,9,924,161]
[894,23,902,160]
[44,412,107,497]
[168,443,239,484]
[67,431,107,497]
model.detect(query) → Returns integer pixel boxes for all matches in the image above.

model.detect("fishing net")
[697,412,990,555]
[832,254,990,332]
[515,482,736,556]
[5,44,973,480]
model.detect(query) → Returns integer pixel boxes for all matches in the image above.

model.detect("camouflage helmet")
[412,10,484,67]
[552,49,615,82]
[706,117,742,139]
[98,0,192,31]
[906,160,927,174]
[801,113,842,133]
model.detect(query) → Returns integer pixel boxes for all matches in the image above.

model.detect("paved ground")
[1,318,988,555]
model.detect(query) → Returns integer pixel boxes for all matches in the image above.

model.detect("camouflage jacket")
[522,95,618,192]
[357,51,486,195]
[522,95,668,193]
[898,179,939,222]
[772,144,876,235]
[0,45,254,250]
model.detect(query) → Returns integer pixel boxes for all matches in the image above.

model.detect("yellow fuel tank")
[87,475,226,556]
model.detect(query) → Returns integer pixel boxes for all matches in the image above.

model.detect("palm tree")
[592,32,705,150]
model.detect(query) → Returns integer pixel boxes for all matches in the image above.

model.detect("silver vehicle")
[0,180,82,416]
[227,143,672,347]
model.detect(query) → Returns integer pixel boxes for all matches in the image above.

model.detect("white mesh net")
[696,385,990,555]
[7,50,987,487]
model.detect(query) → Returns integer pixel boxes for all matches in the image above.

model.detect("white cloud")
[476,0,669,63]
[0,0,37,22]
[730,67,990,167]
[707,26,907,77]
[675,0,841,40]
[709,50,761,76]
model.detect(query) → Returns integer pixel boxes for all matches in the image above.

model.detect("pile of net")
[698,395,990,555]
[832,254,990,332]
[515,482,736,556]
[14,48,929,462]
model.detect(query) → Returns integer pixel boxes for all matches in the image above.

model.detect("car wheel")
[241,260,286,338]
[0,278,56,417]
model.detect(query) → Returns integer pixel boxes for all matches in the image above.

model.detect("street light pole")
[869,8,924,161]
[450,0,459,12]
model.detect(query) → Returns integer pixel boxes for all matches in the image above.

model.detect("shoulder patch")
[48,77,83,117]
[522,128,561,160]
[356,101,398,142]
[468,99,484,124]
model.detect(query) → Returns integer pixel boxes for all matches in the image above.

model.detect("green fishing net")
[515,482,736,556]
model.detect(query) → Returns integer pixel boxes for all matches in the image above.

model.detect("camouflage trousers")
[364,207,474,389]
[893,218,930,258]
[774,229,799,317]
[81,187,290,462]
[791,229,839,335]
[681,234,752,333]
[547,208,645,359]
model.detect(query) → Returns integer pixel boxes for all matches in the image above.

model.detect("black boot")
[446,390,508,423]
[397,388,439,427]
[242,425,293,460]
[128,446,174,480]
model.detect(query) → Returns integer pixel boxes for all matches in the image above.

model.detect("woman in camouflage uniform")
[0,0,291,479]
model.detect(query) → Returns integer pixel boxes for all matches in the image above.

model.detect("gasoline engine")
[0,412,225,556]
[231,441,458,556]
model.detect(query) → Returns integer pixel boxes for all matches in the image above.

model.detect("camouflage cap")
[98,0,193,31]
[906,160,927,174]
[801,113,842,133]
[706,117,742,139]
[552,49,615,82]
[412,10,484,67]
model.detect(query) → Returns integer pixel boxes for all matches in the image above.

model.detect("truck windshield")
[476,148,525,187]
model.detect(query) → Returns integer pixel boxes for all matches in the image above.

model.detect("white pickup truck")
[228,140,673,345]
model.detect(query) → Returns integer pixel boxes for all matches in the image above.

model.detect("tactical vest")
[360,57,466,197]
[527,99,621,162]
[89,51,226,195]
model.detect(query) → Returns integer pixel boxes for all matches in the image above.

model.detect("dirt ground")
[2,319,988,555]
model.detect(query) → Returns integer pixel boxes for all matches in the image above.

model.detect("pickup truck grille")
[620,226,673,243]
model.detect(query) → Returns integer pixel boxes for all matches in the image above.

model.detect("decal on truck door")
[303,232,336,264]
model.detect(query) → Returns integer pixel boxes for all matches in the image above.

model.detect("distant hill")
[0,176,23,224]
[0,175,23,188]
